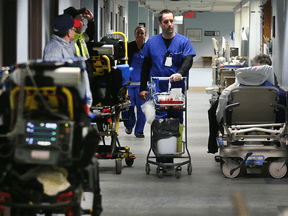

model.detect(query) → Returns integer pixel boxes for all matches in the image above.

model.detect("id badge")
[165,56,172,67]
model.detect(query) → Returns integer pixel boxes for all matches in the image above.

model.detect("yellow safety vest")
[73,32,90,60]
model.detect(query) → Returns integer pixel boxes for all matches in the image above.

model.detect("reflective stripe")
[73,33,90,59]
[83,32,89,42]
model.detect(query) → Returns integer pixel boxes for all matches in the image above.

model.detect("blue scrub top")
[130,51,145,84]
[141,33,196,91]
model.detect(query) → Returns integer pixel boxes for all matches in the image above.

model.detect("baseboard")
[188,86,208,92]
[192,61,212,68]
[192,61,203,68]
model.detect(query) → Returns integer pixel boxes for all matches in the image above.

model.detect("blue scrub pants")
[122,86,146,136]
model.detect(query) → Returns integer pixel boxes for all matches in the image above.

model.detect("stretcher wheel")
[175,167,181,179]
[125,157,134,166]
[158,170,163,178]
[221,158,241,178]
[269,160,287,179]
[187,164,192,175]
[214,156,221,162]
[115,159,122,174]
[145,164,150,175]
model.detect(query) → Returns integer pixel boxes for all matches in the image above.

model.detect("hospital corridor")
[1,0,288,215]
[81,89,288,216]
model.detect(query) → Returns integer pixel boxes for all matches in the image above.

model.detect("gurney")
[217,86,288,179]
[88,32,135,174]
[0,61,102,215]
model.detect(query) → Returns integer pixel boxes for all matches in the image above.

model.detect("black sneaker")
[125,128,132,134]
[136,134,145,138]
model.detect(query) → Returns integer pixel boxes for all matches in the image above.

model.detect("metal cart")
[145,77,192,178]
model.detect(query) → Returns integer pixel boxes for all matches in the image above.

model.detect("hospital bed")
[217,86,288,178]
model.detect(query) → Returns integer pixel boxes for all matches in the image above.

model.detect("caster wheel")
[175,169,181,179]
[214,156,221,162]
[269,160,287,179]
[125,157,134,166]
[158,170,163,178]
[145,164,150,175]
[221,158,241,178]
[187,164,192,175]
[115,159,122,174]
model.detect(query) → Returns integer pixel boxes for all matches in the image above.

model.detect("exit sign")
[185,11,195,18]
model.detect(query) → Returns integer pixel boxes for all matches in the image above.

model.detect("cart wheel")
[269,160,287,179]
[145,164,150,175]
[214,156,221,162]
[125,157,134,166]
[156,166,160,173]
[221,158,241,178]
[158,170,163,178]
[187,164,192,175]
[175,168,181,179]
[115,159,122,174]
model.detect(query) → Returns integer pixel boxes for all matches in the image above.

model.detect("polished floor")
[82,91,288,216]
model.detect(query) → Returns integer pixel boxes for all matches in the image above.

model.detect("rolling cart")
[89,31,136,174]
[145,77,192,178]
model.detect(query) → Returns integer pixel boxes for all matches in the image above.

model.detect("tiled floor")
[82,91,288,216]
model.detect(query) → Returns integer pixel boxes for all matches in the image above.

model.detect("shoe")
[136,134,145,138]
[125,128,132,134]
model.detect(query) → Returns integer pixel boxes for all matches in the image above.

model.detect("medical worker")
[64,6,95,75]
[43,14,93,113]
[139,9,196,164]
[122,26,147,138]
[139,9,196,123]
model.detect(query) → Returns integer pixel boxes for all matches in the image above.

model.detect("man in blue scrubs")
[139,9,196,122]
[122,26,147,138]
[139,9,196,163]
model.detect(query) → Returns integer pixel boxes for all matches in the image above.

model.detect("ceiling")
[134,0,242,14]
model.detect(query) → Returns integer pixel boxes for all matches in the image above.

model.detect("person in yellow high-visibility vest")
[64,7,95,75]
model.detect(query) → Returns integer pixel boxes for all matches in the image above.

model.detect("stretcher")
[217,86,288,178]
[0,61,102,215]
[88,32,135,174]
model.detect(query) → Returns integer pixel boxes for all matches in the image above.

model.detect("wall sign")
[204,31,220,36]
[185,11,195,18]
[187,29,202,42]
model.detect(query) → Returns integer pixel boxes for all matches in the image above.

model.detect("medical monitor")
[25,121,58,146]
[14,120,74,165]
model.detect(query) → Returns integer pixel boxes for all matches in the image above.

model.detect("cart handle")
[113,31,128,64]
[151,77,186,81]
[150,77,187,92]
